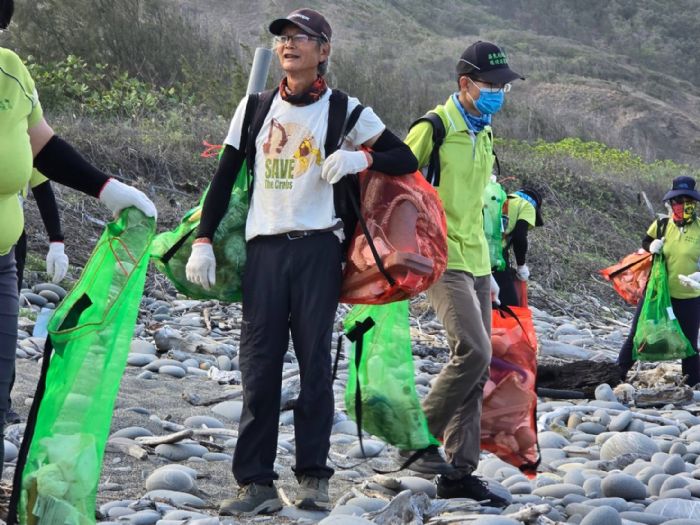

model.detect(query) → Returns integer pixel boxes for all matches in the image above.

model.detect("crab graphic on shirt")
[262,118,322,188]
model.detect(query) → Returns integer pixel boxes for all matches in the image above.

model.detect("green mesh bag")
[633,254,695,361]
[14,208,154,525]
[150,165,249,302]
[483,179,507,271]
[344,301,438,450]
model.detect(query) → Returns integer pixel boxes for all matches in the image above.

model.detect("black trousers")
[232,232,342,485]
[493,267,519,307]
[0,249,19,478]
[618,294,700,385]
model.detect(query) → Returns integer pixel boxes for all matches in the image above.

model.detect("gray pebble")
[345,497,387,513]
[346,439,384,458]
[211,400,243,422]
[159,365,186,378]
[145,467,197,493]
[110,427,153,440]
[319,515,376,525]
[599,432,658,460]
[579,505,621,525]
[532,483,585,498]
[665,455,688,474]
[183,416,224,429]
[154,443,208,461]
[601,473,647,500]
[609,411,633,432]
[143,490,205,508]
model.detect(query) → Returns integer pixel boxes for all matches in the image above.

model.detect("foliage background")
[4,0,699,310]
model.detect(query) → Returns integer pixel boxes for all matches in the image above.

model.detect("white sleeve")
[344,97,386,149]
[223,95,250,150]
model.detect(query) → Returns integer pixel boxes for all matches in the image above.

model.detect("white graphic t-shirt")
[224,89,385,241]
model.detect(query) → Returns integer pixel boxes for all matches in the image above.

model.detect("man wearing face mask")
[617,176,700,385]
[402,41,523,505]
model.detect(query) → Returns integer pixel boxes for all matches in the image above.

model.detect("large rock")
[145,466,197,493]
[646,498,700,520]
[599,432,658,460]
[580,506,622,525]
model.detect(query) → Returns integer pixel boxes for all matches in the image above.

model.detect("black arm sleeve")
[31,181,64,242]
[642,234,654,252]
[510,219,530,266]
[33,135,110,197]
[368,128,418,175]
[196,145,246,240]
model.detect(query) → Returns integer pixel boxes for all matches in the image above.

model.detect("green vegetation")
[5,0,699,309]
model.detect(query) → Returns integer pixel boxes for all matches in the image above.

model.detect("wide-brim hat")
[663,176,700,201]
[269,8,332,42]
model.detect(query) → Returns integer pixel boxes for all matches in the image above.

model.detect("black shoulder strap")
[325,89,350,156]
[409,112,445,187]
[657,216,669,238]
[245,89,276,191]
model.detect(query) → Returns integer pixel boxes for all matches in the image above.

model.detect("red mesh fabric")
[599,249,652,305]
[340,170,447,305]
[481,305,539,472]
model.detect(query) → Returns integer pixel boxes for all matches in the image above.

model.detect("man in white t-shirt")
[186,7,417,517]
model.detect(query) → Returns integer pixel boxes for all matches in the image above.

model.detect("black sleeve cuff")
[369,129,418,175]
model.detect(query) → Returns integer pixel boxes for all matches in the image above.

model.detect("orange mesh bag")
[599,249,652,305]
[481,304,540,473]
[340,169,447,305]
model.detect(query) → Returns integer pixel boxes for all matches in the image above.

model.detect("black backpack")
[410,111,500,187]
[243,88,364,251]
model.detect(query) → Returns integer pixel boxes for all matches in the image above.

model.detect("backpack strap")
[245,88,277,194]
[657,216,669,239]
[325,89,350,156]
[409,112,445,187]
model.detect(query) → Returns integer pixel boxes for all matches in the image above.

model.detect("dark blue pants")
[618,295,700,385]
[493,267,519,307]
[232,232,342,485]
[0,249,19,478]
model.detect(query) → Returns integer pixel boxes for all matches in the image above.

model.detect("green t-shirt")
[647,218,700,299]
[0,48,44,255]
[405,97,494,276]
[504,193,537,236]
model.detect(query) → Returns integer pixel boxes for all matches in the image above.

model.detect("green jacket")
[405,96,494,276]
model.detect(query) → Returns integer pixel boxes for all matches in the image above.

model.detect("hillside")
[5,0,700,308]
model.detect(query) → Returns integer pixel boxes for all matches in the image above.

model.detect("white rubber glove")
[490,274,501,306]
[321,150,370,185]
[186,242,216,290]
[46,242,69,283]
[515,264,530,281]
[99,178,157,219]
[679,272,700,290]
[649,238,664,254]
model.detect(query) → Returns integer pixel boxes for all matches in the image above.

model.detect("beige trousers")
[423,270,492,475]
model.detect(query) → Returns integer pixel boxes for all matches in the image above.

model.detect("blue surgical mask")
[468,78,506,116]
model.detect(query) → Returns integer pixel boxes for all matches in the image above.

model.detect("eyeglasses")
[469,77,511,93]
[273,34,320,46]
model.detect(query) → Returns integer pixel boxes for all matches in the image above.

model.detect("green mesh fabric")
[633,254,695,362]
[18,208,154,525]
[150,164,248,302]
[483,180,506,271]
[344,301,438,450]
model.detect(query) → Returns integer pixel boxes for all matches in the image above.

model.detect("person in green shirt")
[402,41,523,506]
[617,176,700,385]
[493,187,544,306]
[0,0,156,479]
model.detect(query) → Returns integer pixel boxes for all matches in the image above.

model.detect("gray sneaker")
[219,483,282,516]
[295,476,330,510]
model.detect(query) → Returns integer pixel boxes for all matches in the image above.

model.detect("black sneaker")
[437,474,509,507]
[295,475,330,511]
[396,445,455,475]
[4,408,20,425]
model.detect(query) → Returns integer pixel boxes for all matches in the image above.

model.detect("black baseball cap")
[0,0,14,30]
[457,41,524,84]
[516,187,544,226]
[269,8,332,42]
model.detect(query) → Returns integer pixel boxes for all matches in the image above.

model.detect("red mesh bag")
[599,249,652,305]
[340,169,447,305]
[481,305,540,473]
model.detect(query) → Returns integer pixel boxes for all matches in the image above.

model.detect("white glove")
[321,150,370,185]
[186,242,216,290]
[99,178,157,219]
[649,238,664,254]
[515,264,530,281]
[46,242,69,283]
[490,274,501,305]
[679,272,700,290]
